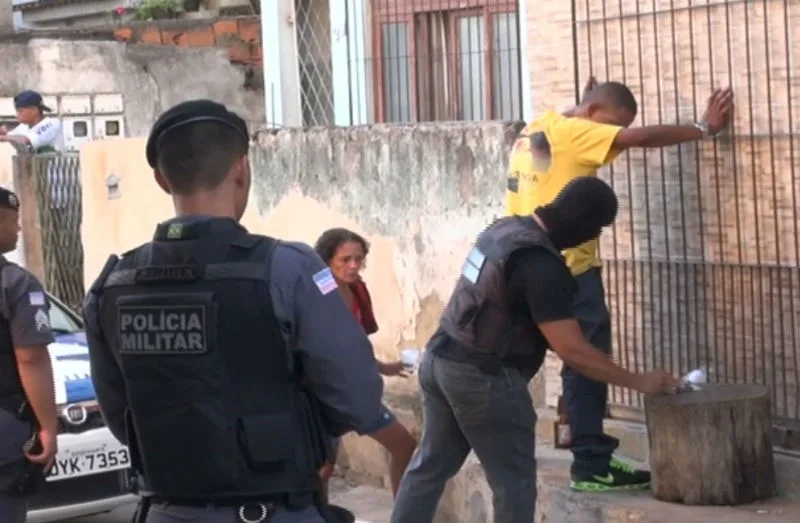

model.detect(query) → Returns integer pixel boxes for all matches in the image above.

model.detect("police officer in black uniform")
[390,177,681,523]
[0,188,59,523]
[83,100,394,523]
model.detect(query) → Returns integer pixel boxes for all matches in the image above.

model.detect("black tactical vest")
[439,216,564,372]
[0,258,25,409]
[89,219,323,503]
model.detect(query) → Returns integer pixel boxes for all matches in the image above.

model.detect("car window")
[48,298,83,334]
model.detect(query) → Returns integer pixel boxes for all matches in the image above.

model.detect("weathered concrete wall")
[0,0,12,35]
[527,0,800,419]
[80,122,523,363]
[0,39,265,136]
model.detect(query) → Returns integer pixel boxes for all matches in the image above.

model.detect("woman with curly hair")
[315,227,417,498]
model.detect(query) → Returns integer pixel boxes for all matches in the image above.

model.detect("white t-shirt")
[9,117,65,153]
[11,117,69,208]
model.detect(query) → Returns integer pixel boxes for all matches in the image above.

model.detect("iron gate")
[572,0,800,429]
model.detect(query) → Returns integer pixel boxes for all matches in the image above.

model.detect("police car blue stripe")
[64,378,96,403]
[55,352,96,403]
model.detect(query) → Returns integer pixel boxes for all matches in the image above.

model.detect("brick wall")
[113,16,262,67]
[528,0,800,422]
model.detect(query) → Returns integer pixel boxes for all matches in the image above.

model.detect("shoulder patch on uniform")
[34,308,51,332]
[165,223,183,239]
[461,247,486,284]
[28,291,45,306]
[312,267,338,296]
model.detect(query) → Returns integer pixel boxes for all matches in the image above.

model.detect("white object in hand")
[400,348,421,373]
[680,368,707,392]
[683,368,707,384]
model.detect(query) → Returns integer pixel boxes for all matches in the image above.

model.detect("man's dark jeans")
[561,267,619,478]
[391,347,537,523]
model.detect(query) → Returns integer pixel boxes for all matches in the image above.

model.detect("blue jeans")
[390,346,537,523]
[561,268,619,478]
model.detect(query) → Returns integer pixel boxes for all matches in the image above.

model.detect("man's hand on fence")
[0,125,7,137]
[701,87,734,135]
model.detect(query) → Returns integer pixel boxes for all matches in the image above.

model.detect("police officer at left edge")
[0,187,59,523]
[83,100,393,523]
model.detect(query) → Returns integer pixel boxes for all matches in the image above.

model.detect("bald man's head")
[575,81,638,128]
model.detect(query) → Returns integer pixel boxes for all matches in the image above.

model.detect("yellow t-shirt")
[505,111,623,276]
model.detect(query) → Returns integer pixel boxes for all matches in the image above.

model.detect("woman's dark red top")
[349,278,378,335]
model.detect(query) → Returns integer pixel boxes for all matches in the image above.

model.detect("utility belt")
[149,492,310,508]
[133,494,356,523]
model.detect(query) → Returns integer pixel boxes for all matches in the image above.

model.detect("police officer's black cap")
[0,187,20,212]
[145,99,249,168]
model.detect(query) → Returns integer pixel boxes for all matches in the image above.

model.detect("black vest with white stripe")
[439,216,566,373]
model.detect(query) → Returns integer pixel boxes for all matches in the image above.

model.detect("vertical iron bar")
[584,0,594,94]
[514,5,524,120]
[650,0,670,375]
[722,0,742,387]
[616,0,639,408]
[571,0,581,104]
[634,0,655,392]
[762,0,782,418]
[394,1,400,121]
[782,0,800,420]
[598,0,623,408]
[687,0,710,378]
[345,0,353,125]
[668,0,688,377]
[743,2,765,389]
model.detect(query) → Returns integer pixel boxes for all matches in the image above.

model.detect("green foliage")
[134,0,181,21]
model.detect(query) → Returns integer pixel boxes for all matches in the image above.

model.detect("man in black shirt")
[390,177,679,523]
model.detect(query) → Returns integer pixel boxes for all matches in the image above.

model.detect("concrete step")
[334,444,800,523]
[535,446,800,523]
[334,383,800,523]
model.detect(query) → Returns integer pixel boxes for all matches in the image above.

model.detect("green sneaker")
[569,457,651,492]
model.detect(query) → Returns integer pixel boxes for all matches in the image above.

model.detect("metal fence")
[293,0,525,125]
[31,154,85,314]
[572,0,800,431]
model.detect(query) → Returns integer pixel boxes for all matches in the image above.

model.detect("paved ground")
[42,452,800,523]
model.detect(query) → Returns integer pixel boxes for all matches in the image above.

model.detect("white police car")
[27,293,137,523]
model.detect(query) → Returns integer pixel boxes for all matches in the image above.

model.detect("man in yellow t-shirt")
[506,80,733,492]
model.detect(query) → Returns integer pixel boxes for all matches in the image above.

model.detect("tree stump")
[644,383,776,506]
